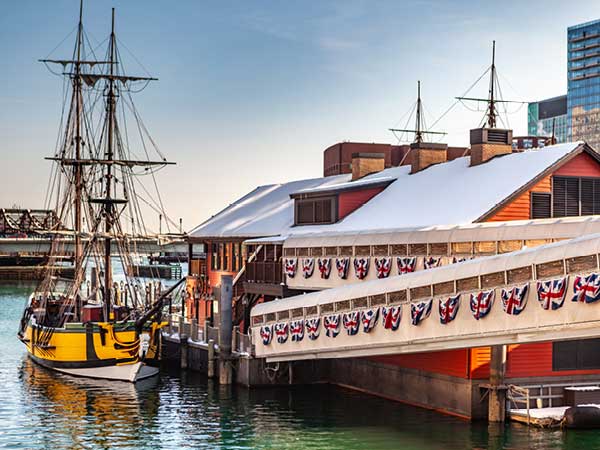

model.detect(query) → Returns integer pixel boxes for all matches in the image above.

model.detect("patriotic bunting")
[361,307,380,333]
[290,319,304,342]
[354,257,370,280]
[470,290,495,320]
[438,294,460,325]
[452,256,469,264]
[411,299,432,326]
[284,258,297,278]
[501,284,529,315]
[274,322,289,344]
[336,257,350,279]
[318,258,332,279]
[397,257,417,275]
[302,258,315,278]
[324,314,341,338]
[536,277,568,310]
[305,317,321,340]
[573,272,600,304]
[424,256,441,270]
[382,305,402,330]
[260,325,273,345]
[375,257,392,279]
[343,311,361,335]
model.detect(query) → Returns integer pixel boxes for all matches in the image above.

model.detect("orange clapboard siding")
[487,176,551,222]
[369,349,470,378]
[338,187,385,220]
[469,347,491,379]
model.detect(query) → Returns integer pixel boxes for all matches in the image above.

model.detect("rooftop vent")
[469,128,513,166]
[351,153,385,180]
[409,142,448,173]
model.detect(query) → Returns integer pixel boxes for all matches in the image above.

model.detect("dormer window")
[295,196,337,225]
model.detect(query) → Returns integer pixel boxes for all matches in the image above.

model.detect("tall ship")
[17,2,183,382]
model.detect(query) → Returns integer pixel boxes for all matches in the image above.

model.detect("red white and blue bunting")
[470,290,495,320]
[382,305,402,330]
[336,257,350,279]
[274,322,289,344]
[302,258,315,278]
[290,319,304,342]
[343,311,361,336]
[411,299,432,326]
[284,258,297,278]
[324,314,341,338]
[536,277,567,310]
[573,273,600,304]
[438,294,460,325]
[397,257,416,275]
[375,257,392,279]
[305,317,321,340]
[318,258,332,279]
[260,325,273,345]
[361,307,380,333]
[501,284,529,315]
[354,257,370,280]
[424,256,441,270]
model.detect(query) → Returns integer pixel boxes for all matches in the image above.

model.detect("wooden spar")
[73,0,84,277]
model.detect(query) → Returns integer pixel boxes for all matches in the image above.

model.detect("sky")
[0,0,599,233]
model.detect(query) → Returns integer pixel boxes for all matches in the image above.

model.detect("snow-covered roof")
[291,175,394,196]
[288,142,586,236]
[188,174,349,239]
[189,141,589,240]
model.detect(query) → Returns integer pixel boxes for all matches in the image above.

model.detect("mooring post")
[207,338,215,378]
[218,275,233,385]
[180,333,189,370]
[488,344,507,422]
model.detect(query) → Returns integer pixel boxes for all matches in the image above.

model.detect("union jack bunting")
[274,322,289,344]
[302,258,315,279]
[305,317,321,340]
[336,257,350,279]
[438,294,460,325]
[573,272,600,304]
[361,307,380,333]
[536,277,568,310]
[318,258,332,279]
[290,319,304,342]
[470,290,495,320]
[397,257,417,275]
[324,314,341,338]
[382,305,402,330]
[424,256,441,270]
[375,257,392,279]
[343,311,361,336]
[501,284,529,315]
[354,257,370,280]
[284,258,297,278]
[260,325,273,345]
[411,299,432,326]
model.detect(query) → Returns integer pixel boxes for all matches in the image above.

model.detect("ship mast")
[487,40,497,128]
[73,0,84,274]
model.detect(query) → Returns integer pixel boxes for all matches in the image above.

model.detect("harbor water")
[2,283,600,449]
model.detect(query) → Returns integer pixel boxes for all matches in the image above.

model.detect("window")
[553,176,600,217]
[531,192,551,219]
[211,243,218,271]
[295,197,336,225]
[218,243,224,271]
[553,339,600,370]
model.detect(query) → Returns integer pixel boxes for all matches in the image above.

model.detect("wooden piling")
[207,338,215,378]
[219,275,233,385]
[488,344,507,422]
[180,334,189,370]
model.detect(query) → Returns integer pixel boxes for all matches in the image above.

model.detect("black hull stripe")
[30,354,138,369]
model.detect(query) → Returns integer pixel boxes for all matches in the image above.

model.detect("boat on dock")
[16,1,183,383]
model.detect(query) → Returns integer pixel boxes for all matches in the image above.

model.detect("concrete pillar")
[207,339,215,378]
[180,334,189,370]
[219,275,233,385]
[488,344,507,422]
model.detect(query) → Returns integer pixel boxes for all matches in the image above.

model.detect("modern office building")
[527,95,568,143]
[568,19,600,150]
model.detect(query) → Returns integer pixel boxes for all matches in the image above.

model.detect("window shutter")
[531,192,551,219]
[552,177,567,217]
[565,178,580,216]
[581,178,594,215]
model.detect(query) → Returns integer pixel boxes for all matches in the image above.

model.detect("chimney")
[469,128,513,166]
[410,142,448,173]
[351,153,385,180]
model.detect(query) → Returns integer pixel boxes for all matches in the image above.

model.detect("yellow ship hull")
[23,321,165,382]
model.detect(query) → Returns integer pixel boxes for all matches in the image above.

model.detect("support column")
[208,339,215,378]
[180,334,189,370]
[218,275,233,385]
[488,344,507,422]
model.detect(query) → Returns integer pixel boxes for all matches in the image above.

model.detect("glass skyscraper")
[528,95,568,143]
[568,19,600,150]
